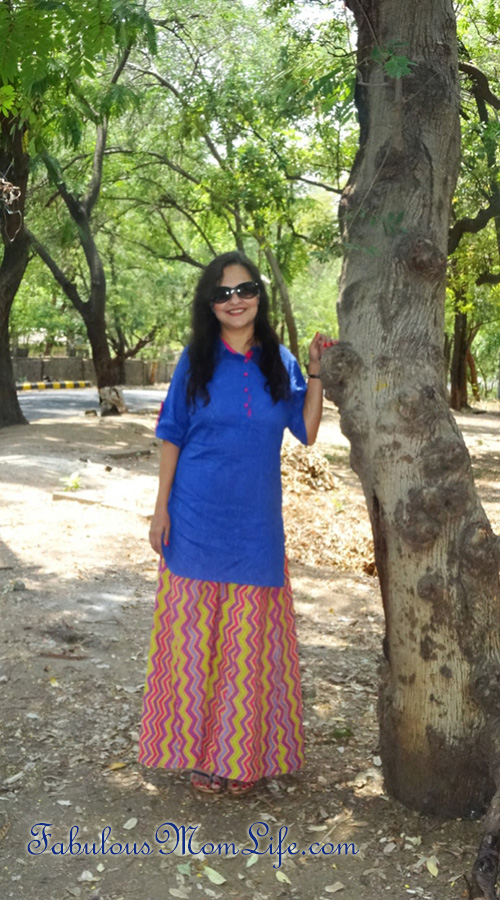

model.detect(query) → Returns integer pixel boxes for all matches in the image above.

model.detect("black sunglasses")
[211,281,260,304]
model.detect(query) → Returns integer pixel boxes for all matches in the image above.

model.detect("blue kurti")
[155,340,308,587]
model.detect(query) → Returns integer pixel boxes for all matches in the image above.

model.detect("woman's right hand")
[149,508,170,555]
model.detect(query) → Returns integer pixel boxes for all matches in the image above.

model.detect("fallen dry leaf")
[203,866,226,885]
[426,855,439,877]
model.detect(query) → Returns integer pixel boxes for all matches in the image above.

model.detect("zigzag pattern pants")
[138,558,304,782]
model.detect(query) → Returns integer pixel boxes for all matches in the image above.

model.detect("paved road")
[18,387,167,422]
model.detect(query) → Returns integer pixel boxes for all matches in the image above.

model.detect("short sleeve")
[281,347,308,445]
[155,348,190,446]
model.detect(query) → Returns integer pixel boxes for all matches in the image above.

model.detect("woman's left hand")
[308,332,336,367]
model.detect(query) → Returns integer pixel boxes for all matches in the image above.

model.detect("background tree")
[0,102,30,426]
[104,0,349,361]
[0,0,155,425]
[446,2,500,407]
[3,0,351,417]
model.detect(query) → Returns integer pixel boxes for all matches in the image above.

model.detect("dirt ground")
[1,395,499,900]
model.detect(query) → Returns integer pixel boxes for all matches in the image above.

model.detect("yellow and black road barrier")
[16,381,92,391]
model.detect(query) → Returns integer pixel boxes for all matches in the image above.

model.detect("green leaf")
[384,55,416,78]
[0,84,16,114]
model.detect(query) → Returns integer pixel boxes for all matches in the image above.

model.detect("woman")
[138,250,330,795]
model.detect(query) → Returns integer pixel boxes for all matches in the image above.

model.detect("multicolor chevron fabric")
[138,559,304,781]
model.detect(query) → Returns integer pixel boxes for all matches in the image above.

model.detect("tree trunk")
[467,349,481,402]
[0,234,30,428]
[30,116,126,413]
[449,305,468,410]
[0,119,30,428]
[260,242,301,361]
[321,0,500,822]
[109,321,127,384]
[83,306,121,389]
[443,331,452,380]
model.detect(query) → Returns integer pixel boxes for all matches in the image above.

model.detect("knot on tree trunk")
[395,232,447,282]
[402,63,451,107]
[395,493,441,549]
[375,144,411,182]
[395,384,448,435]
[422,436,471,481]
[472,662,500,719]
[459,522,500,577]
[395,482,469,549]
[417,571,446,604]
[420,482,470,521]
[320,342,364,407]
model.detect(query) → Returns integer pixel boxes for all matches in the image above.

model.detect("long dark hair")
[186,251,290,407]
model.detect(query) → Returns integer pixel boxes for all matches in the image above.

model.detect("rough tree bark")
[321,1,500,880]
[0,118,29,428]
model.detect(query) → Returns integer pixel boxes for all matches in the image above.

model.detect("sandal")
[227,778,258,796]
[190,770,226,794]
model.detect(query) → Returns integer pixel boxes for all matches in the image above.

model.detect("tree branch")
[459,62,500,111]
[448,193,500,254]
[83,122,108,218]
[120,234,205,269]
[70,86,99,124]
[82,47,132,217]
[122,326,159,360]
[103,147,201,185]
[203,133,227,169]
[128,64,232,178]
[287,222,335,248]
[230,105,343,195]
[110,45,132,86]
[156,209,206,268]
[286,173,343,194]
[40,153,82,223]
[26,229,86,316]
[127,62,183,100]
[157,193,217,254]
[476,271,500,286]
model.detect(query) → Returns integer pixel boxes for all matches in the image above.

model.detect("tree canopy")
[1,0,500,405]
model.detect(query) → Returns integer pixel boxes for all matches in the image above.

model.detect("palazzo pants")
[138,558,304,782]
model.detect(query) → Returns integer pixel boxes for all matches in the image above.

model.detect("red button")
[244,402,249,408]
[244,372,248,377]
[244,387,248,392]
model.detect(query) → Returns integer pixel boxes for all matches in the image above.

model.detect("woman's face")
[211,263,259,334]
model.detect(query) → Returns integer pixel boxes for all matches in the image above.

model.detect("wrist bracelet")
[307,371,322,379]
